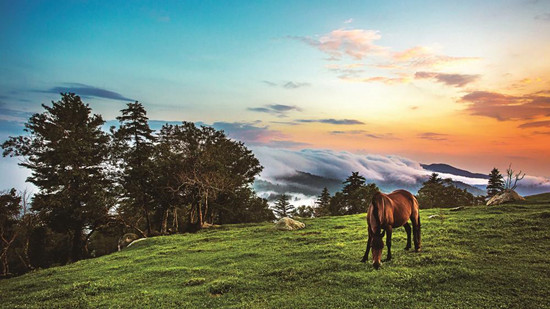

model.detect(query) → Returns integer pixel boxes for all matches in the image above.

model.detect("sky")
[1,0,550,193]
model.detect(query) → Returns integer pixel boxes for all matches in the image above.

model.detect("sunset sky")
[1,0,550,191]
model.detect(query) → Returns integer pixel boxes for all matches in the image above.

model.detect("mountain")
[421,163,489,179]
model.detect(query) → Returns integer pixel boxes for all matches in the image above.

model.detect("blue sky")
[1,0,550,192]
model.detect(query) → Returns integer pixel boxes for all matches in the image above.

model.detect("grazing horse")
[361,190,421,269]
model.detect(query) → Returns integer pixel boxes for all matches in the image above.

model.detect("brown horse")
[361,189,421,269]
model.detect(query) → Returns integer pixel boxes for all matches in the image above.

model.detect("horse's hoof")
[360,259,366,263]
[415,248,421,252]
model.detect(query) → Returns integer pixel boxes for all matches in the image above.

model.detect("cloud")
[330,130,367,135]
[263,81,310,89]
[296,118,365,125]
[518,120,550,129]
[330,130,398,139]
[263,140,311,148]
[535,13,550,21]
[418,132,450,141]
[208,122,286,144]
[290,29,385,60]
[341,75,411,85]
[415,71,480,87]
[247,104,302,117]
[43,83,134,101]
[460,91,550,121]
[343,18,354,24]
[392,46,481,68]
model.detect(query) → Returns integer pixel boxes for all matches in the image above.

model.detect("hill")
[1,201,550,308]
[421,163,489,179]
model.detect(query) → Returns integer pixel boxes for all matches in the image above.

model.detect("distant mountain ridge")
[421,163,489,180]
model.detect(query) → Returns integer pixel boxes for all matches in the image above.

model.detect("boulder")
[117,233,139,251]
[275,217,305,231]
[486,190,525,206]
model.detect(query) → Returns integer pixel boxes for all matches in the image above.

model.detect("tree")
[314,187,331,217]
[0,189,21,276]
[504,164,525,191]
[273,194,293,218]
[2,93,112,262]
[291,205,314,218]
[486,168,504,198]
[416,173,475,208]
[154,122,263,230]
[112,102,156,236]
[341,172,379,214]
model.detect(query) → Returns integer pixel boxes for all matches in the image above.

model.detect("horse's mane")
[371,192,385,234]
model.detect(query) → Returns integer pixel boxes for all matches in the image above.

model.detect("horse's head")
[371,229,385,269]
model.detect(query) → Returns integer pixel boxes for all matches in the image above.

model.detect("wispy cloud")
[460,91,550,121]
[418,132,450,141]
[518,120,550,129]
[392,46,480,68]
[296,118,365,125]
[535,13,550,21]
[43,83,134,101]
[263,80,310,89]
[248,104,302,117]
[289,29,385,60]
[330,130,367,134]
[343,18,354,24]
[341,75,411,85]
[415,71,480,87]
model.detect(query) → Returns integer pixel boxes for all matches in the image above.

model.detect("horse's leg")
[385,226,393,261]
[361,233,371,263]
[412,216,421,252]
[403,223,411,250]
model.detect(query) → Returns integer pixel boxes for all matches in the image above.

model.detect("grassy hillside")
[2,198,550,308]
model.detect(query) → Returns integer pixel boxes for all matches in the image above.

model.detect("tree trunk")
[161,208,169,234]
[70,228,84,262]
[172,207,178,231]
[1,232,17,276]
[203,190,209,227]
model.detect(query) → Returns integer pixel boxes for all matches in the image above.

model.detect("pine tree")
[2,93,112,262]
[342,172,376,214]
[113,102,156,236]
[486,168,504,197]
[314,187,331,217]
[273,194,293,218]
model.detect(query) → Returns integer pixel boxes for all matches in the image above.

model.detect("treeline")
[0,93,274,277]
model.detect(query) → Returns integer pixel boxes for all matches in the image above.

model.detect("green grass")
[2,197,550,308]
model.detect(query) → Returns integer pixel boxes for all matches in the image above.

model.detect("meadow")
[1,194,549,308]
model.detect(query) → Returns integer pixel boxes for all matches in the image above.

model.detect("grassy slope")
[1,196,550,308]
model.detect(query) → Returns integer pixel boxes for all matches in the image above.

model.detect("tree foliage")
[273,194,293,218]
[487,168,504,198]
[416,173,476,208]
[2,93,112,262]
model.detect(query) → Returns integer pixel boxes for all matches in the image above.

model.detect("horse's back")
[387,190,418,227]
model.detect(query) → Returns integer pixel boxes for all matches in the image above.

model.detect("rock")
[450,206,464,211]
[486,190,525,206]
[117,233,139,251]
[275,217,305,231]
[428,215,440,219]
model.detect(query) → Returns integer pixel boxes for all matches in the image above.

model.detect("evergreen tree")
[341,172,378,214]
[273,194,293,218]
[314,187,331,217]
[486,168,504,198]
[2,93,112,262]
[112,102,156,236]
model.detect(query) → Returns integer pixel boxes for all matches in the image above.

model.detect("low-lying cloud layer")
[250,147,550,206]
